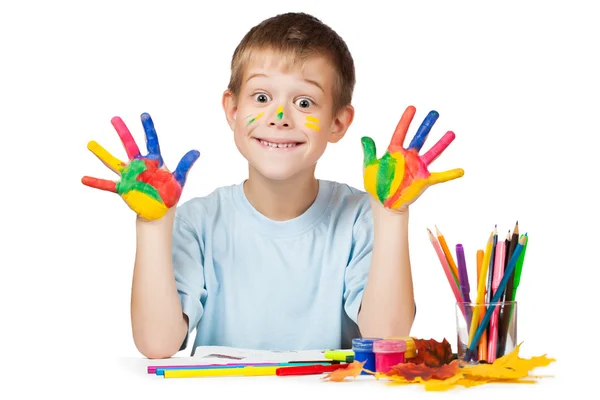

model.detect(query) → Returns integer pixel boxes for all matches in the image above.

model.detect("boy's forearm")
[131,207,188,359]
[357,199,415,338]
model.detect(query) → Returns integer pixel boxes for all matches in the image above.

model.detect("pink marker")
[488,241,505,362]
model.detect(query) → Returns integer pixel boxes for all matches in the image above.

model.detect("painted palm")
[361,106,464,210]
[82,113,200,220]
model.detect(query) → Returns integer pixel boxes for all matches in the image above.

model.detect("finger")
[407,110,439,152]
[361,136,377,167]
[141,112,164,167]
[388,105,416,151]
[173,150,201,187]
[421,131,456,166]
[81,176,117,193]
[111,116,141,160]
[428,168,465,185]
[87,140,126,174]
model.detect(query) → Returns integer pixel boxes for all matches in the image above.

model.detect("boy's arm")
[357,198,415,338]
[131,207,188,359]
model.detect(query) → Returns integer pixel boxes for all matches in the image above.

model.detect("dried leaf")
[462,342,556,380]
[388,359,460,381]
[421,373,464,391]
[408,338,456,367]
[322,360,365,382]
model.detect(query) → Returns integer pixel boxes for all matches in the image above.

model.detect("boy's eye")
[253,93,271,103]
[295,98,313,108]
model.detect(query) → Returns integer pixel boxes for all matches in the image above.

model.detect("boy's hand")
[82,113,200,221]
[361,105,464,212]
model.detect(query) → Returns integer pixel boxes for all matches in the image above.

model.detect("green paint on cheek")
[116,159,163,203]
[376,153,396,201]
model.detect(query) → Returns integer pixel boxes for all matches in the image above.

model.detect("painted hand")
[361,106,464,211]
[81,113,200,220]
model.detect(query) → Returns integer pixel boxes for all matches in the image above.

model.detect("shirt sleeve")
[343,213,374,326]
[172,214,207,351]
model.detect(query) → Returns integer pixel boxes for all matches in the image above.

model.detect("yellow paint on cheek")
[305,115,320,131]
[122,190,168,220]
[388,152,406,197]
[363,164,379,199]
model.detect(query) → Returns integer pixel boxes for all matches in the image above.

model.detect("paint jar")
[351,338,382,374]
[373,339,407,373]
[387,336,417,359]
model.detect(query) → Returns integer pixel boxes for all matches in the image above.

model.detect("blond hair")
[227,12,355,114]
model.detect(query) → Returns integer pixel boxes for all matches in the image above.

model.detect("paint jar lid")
[373,339,407,353]
[352,337,382,352]
[387,336,416,358]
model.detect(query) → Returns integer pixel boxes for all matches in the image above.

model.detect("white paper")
[190,346,328,364]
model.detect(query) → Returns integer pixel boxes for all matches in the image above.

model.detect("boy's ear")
[328,104,355,143]
[222,89,237,131]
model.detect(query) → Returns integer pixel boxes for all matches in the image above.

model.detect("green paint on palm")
[116,159,162,203]
[376,153,396,201]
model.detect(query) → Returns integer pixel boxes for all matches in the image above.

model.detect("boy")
[82,12,463,359]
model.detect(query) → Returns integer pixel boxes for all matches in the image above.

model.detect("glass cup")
[455,301,517,365]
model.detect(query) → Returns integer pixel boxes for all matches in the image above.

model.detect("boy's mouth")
[253,137,304,149]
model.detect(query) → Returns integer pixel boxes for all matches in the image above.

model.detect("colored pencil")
[512,234,528,300]
[485,225,498,304]
[435,226,461,289]
[497,221,520,357]
[148,360,335,374]
[467,231,493,347]
[276,364,349,376]
[163,365,281,378]
[487,240,505,363]
[465,235,526,361]
[475,249,487,362]
[427,228,466,318]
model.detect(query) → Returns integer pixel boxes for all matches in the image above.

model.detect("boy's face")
[223,51,354,181]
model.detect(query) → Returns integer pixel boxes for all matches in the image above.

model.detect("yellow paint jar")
[386,336,417,358]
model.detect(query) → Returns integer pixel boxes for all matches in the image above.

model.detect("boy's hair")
[227,12,355,114]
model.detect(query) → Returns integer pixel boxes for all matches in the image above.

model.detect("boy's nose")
[269,106,292,129]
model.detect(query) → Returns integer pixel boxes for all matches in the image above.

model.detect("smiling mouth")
[254,138,304,148]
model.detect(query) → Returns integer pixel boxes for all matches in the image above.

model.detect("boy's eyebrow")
[245,73,325,94]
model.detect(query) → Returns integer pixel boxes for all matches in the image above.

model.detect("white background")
[1,0,598,398]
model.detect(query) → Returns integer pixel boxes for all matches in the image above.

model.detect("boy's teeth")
[260,140,298,148]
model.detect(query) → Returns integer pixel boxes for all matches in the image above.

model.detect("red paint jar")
[373,339,407,373]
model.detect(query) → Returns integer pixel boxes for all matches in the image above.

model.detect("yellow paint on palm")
[363,164,379,198]
[305,115,320,131]
[122,190,169,220]
[390,178,428,209]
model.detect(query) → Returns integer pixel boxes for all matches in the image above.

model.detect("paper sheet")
[190,346,328,363]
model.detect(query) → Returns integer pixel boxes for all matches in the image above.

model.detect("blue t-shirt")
[172,179,373,354]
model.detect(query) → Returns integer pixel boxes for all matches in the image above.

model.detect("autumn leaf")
[323,360,365,382]
[462,342,556,380]
[407,338,456,367]
[387,359,460,381]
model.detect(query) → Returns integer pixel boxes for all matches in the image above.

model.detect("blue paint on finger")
[173,150,200,187]
[407,110,439,152]
[141,112,163,167]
